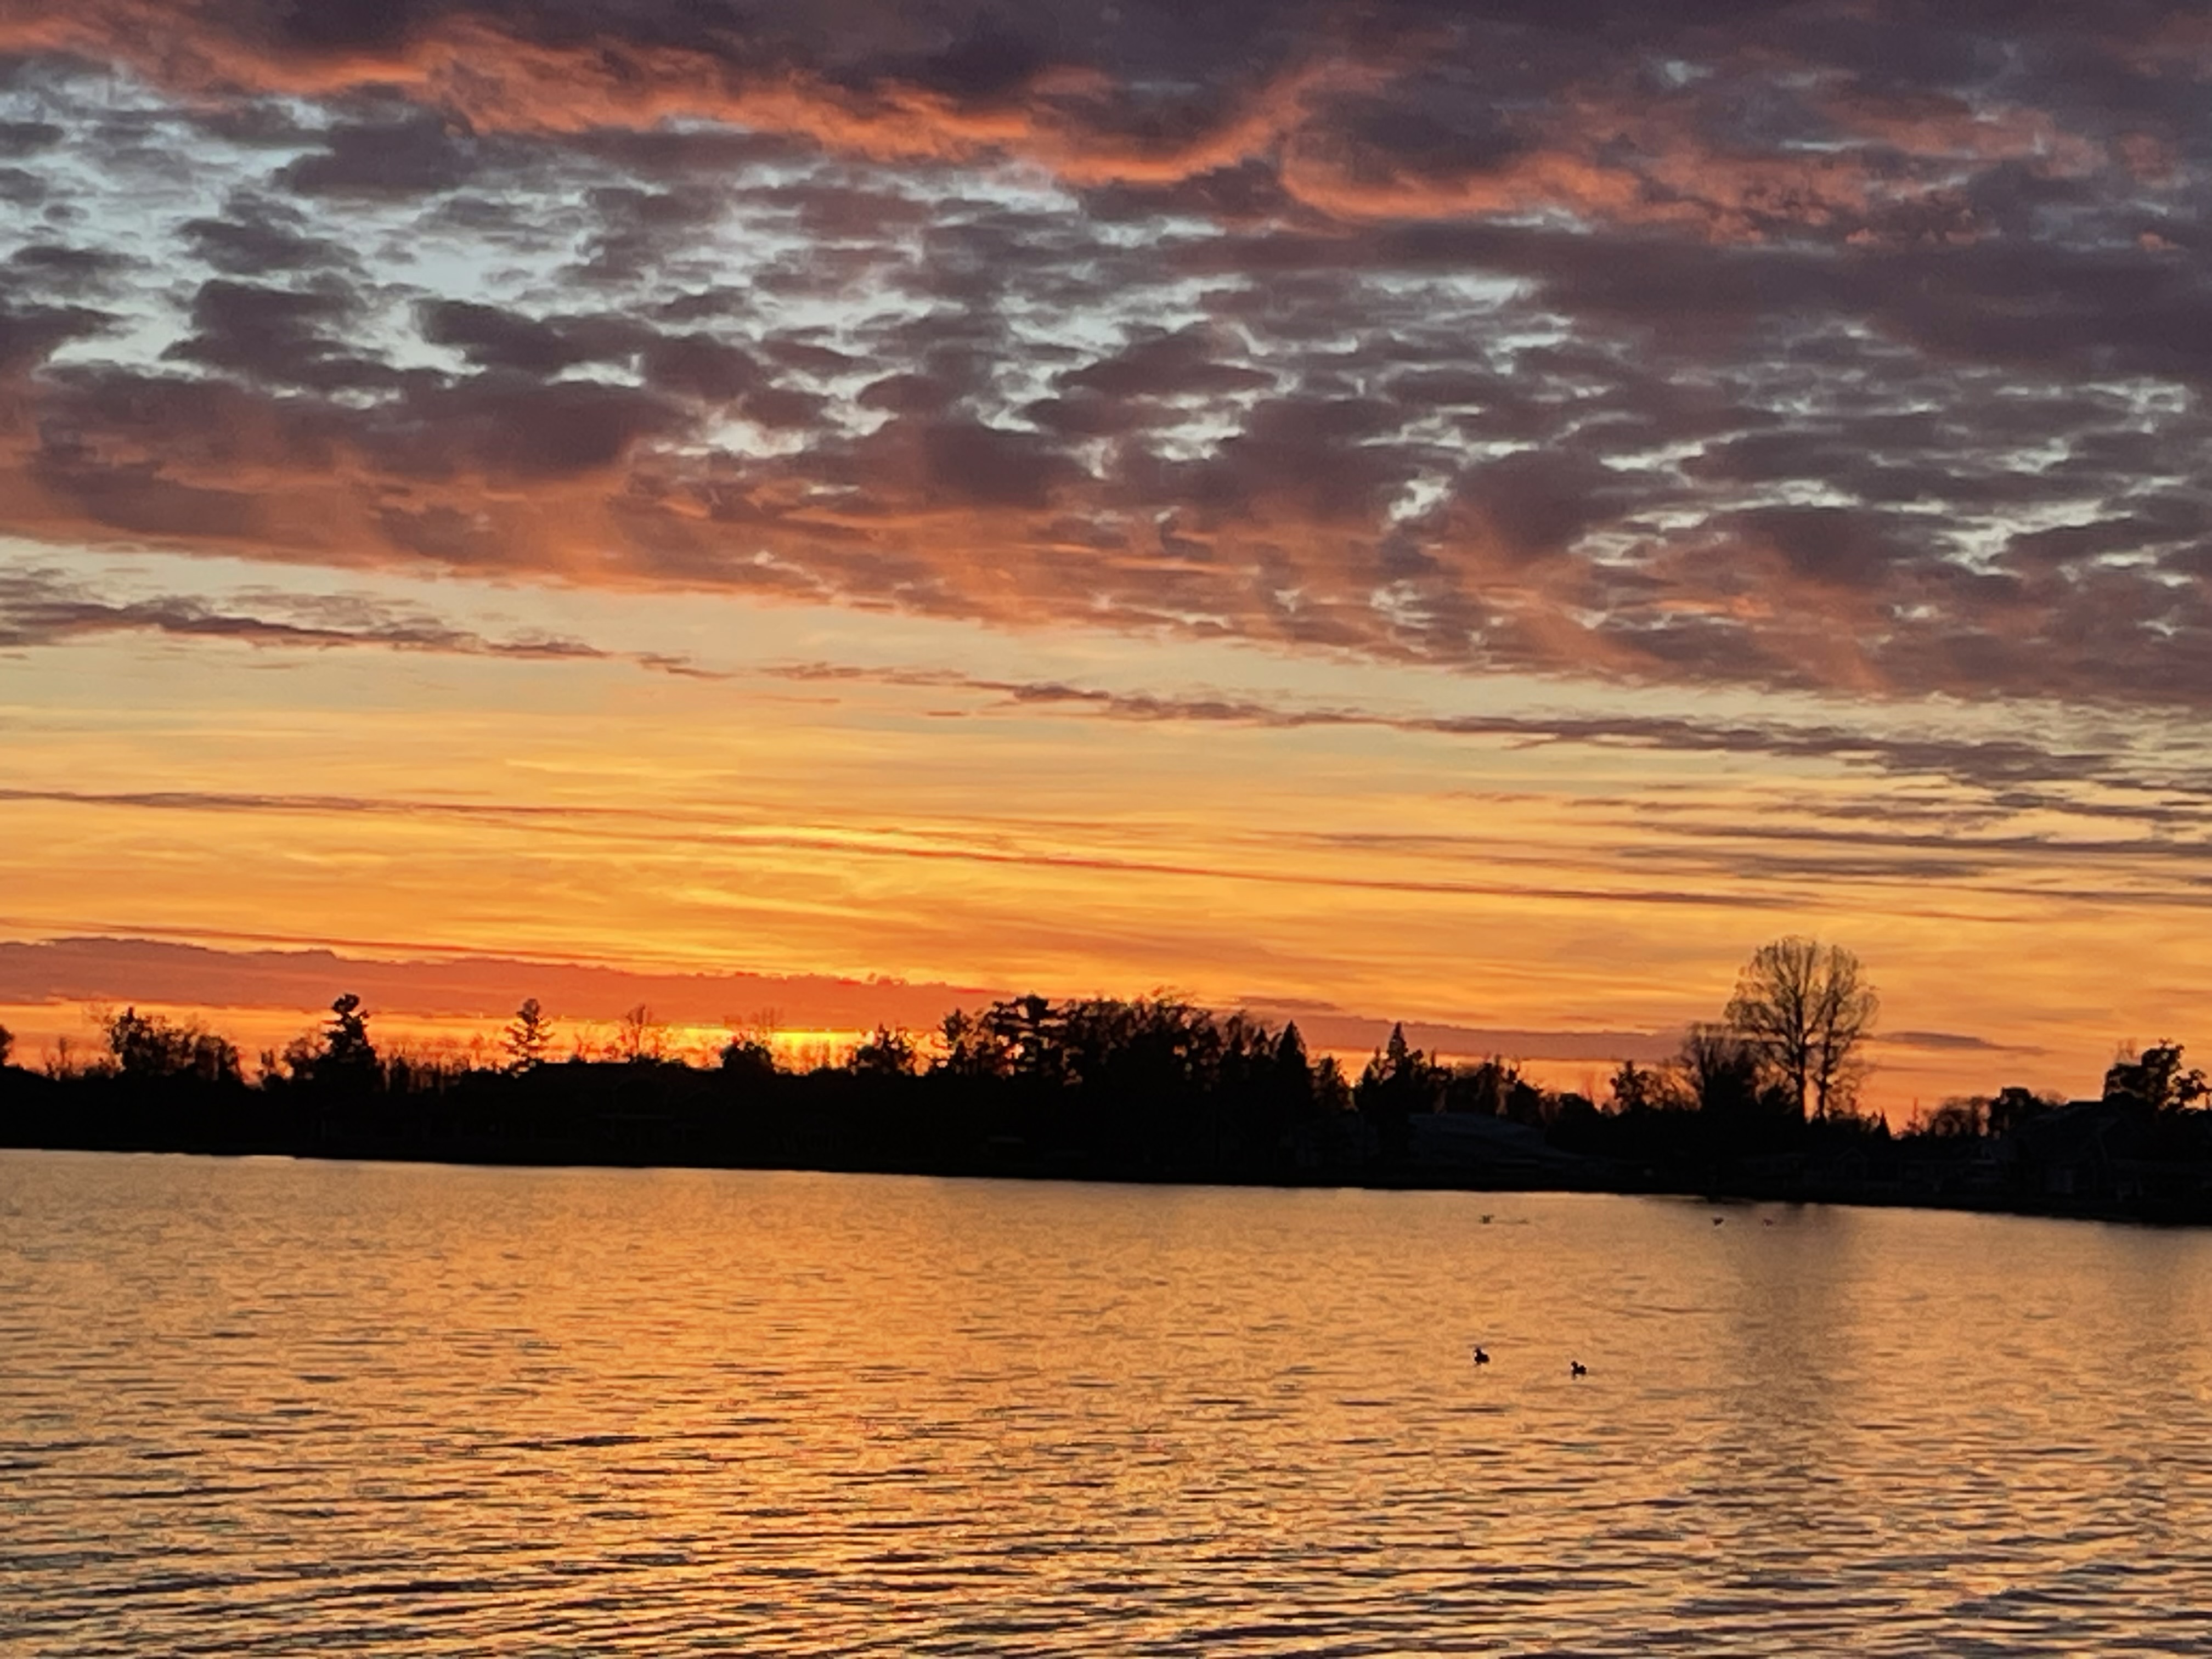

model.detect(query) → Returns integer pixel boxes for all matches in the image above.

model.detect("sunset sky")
[4,0,2212,1112]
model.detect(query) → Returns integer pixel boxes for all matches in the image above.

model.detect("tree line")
[3,937,2207,1220]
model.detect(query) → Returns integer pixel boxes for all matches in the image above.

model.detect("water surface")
[5,1152,2211,1654]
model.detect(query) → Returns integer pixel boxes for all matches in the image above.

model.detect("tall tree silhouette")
[1357,1023,1442,1159]
[321,993,379,1084]
[503,998,553,1071]
[1724,938,1878,1120]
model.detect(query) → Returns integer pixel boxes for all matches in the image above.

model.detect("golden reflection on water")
[5,1152,2212,1654]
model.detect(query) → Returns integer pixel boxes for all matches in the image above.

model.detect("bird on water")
[1472,1346,1490,1365]
[1570,1360,1588,1377]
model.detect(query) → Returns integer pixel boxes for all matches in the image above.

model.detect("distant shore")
[7,986,2208,1228]
[5,1067,2205,1229]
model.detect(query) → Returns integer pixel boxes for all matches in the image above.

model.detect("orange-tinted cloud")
[0,0,2208,713]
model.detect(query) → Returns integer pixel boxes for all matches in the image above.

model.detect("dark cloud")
[353,375,685,478]
[1729,506,1911,590]
[162,278,375,388]
[1451,450,1627,565]
[8,242,132,286]
[0,165,46,206]
[29,448,269,540]
[0,119,63,155]
[181,196,352,275]
[638,333,763,402]
[1057,327,1272,402]
[2,0,2212,710]
[419,300,644,377]
[0,301,109,373]
[916,419,1082,509]
[276,114,483,197]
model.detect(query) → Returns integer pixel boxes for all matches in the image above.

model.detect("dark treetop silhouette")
[5,939,2211,1223]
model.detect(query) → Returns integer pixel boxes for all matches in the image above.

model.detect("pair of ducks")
[1470,1346,1587,1377]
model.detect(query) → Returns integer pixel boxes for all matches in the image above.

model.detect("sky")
[3,0,2211,1113]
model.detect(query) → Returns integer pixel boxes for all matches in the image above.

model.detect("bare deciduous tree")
[616,1003,664,1063]
[1724,937,1878,1119]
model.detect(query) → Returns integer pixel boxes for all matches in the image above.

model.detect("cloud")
[1880,1029,2030,1054]
[29,539,2205,841]
[0,563,720,675]
[767,661,2204,803]
[276,112,487,198]
[0,3,2209,710]
[0,782,1795,909]
[0,934,1002,1031]
[18,561,2205,900]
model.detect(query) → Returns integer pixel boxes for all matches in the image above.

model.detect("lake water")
[5,1152,2212,1655]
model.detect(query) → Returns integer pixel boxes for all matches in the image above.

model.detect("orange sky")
[6,564,2205,1114]
[3,2,2210,1118]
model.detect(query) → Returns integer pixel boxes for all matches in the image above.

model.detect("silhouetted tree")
[2103,1043,2208,1114]
[1358,1024,1418,1103]
[1446,1055,1543,1121]
[104,1007,241,1083]
[44,1035,87,1079]
[1267,1021,1323,1125]
[1908,1096,1988,1139]
[1225,1018,1320,1164]
[0,1023,12,1068]
[1679,1022,1763,1117]
[1987,1085,2059,1138]
[984,994,1073,1085]
[936,1008,1014,1078]
[1724,937,1878,1119]
[319,992,379,1086]
[852,1025,919,1076]
[1358,1023,1444,1159]
[1607,1059,1688,1114]
[615,1003,665,1063]
[719,1031,777,1081]
[9,975,2212,1219]
[1312,1053,1351,1114]
[503,998,552,1071]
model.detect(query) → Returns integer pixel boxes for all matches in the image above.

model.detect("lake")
[5,1152,2211,1654]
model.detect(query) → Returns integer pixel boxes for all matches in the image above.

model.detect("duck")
[1569,1360,1588,1378]
[1471,1345,1491,1365]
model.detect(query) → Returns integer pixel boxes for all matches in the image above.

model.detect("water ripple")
[4,1152,2212,1654]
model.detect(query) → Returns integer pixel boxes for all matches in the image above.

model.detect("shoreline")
[5,1130,2202,1231]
